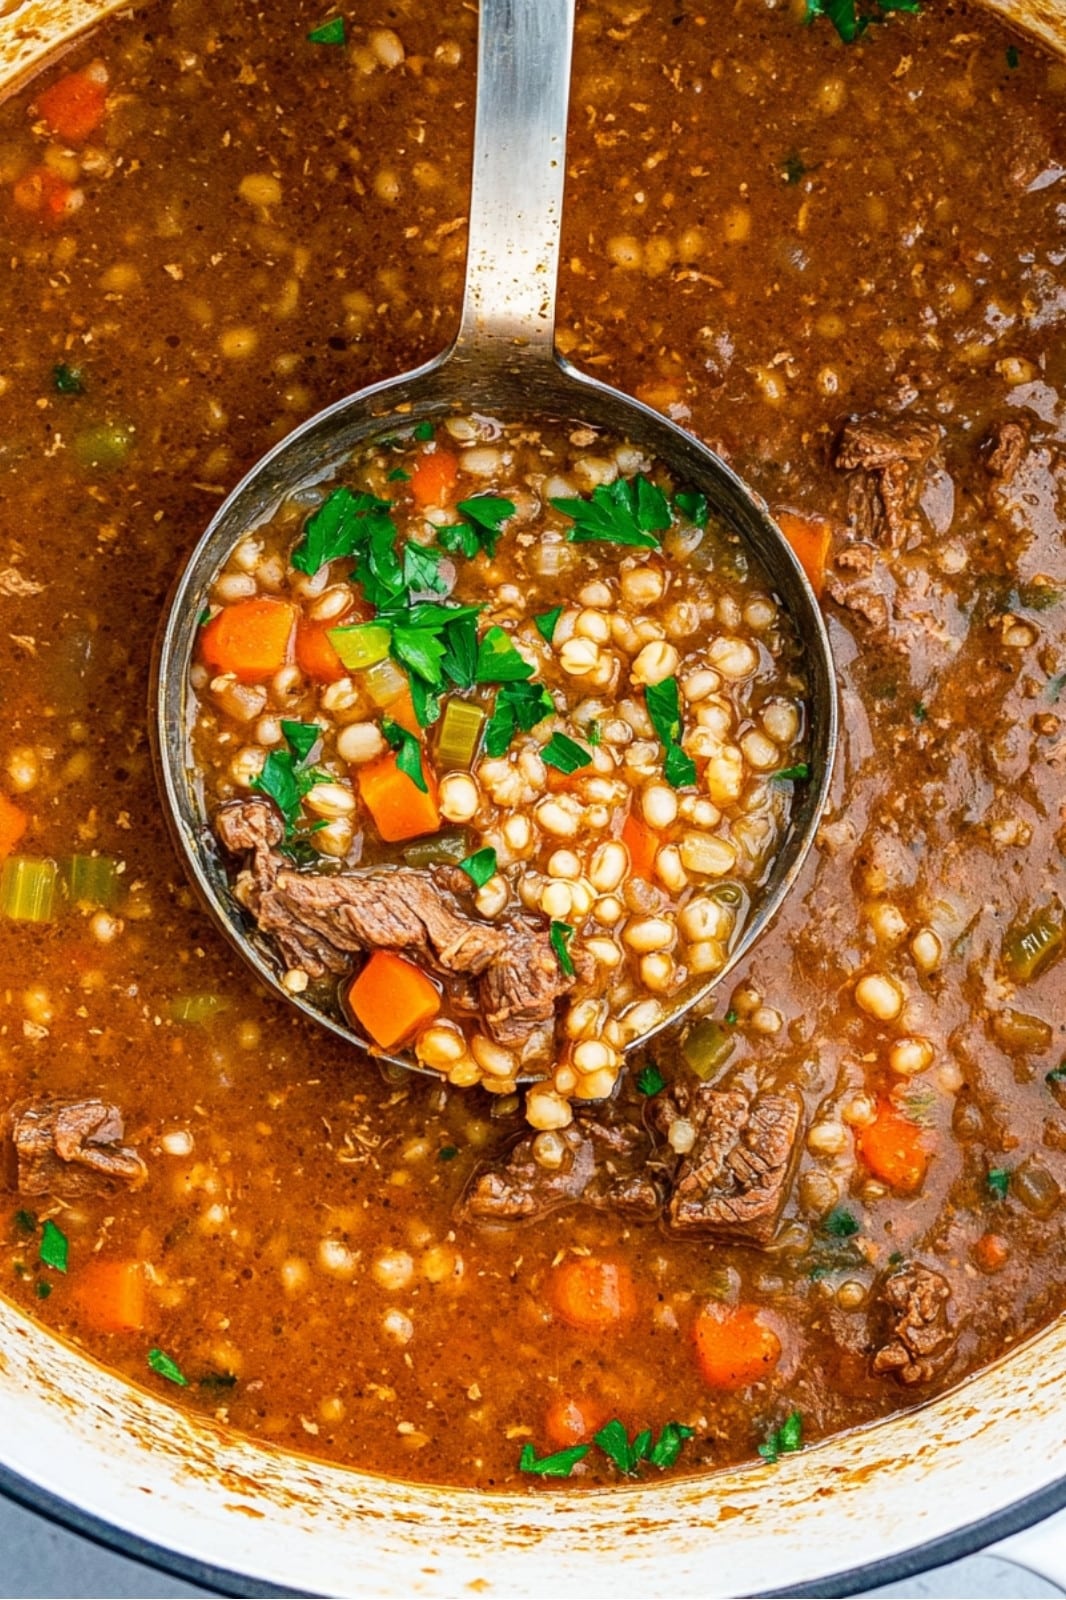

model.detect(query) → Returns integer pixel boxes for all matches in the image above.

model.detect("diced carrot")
[409,447,459,509]
[0,793,28,861]
[356,751,440,842]
[693,1303,782,1391]
[383,684,422,737]
[544,1394,609,1450]
[37,63,109,143]
[295,620,347,684]
[856,1101,929,1194]
[974,1232,1010,1274]
[199,598,296,684]
[12,166,82,223]
[72,1259,147,1334]
[348,949,441,1049]
[776,511,832,599]
[549,1256,637,1332]
[622,812,660,881]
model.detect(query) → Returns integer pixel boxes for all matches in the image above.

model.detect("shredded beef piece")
[216,797,575,1045]
[871,1263,957,1385]
[653,1082,802,1244]
[459,1116,662,1224]
[834,412,941,547]
[4,1099,147,1197]
[984,418,1030,487]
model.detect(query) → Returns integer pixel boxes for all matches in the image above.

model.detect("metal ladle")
[154,0,838,1076]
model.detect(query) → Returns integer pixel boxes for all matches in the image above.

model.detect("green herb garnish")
[483,680,556,758]
[402,541,448,597]
[594,1419,696,1476]
[438,1145,459,1162]
[550,920,575,977]
[987,1167,1011,1201]
[774,762,811,782]
[148,1347,188,1386]
[518,1441,590,1478]
[781,153,807,186]
[459,847,498,889]
[586,720,602,747]
[913,702,928,723]
[645,677,696,788]
[1047,1062,1066,1087]
[52,363,86,395]
[455,496,515,558]
[35,1280,53,1299]
[475,625,534,684]
[551,474,671,550]
[1006,43,1020,68]
[542,732,592,775]
[534,605,565,644]
[636,1063,665,1097]
[307,15,346,43]
[822,1207,859,1238]
[251,720,322,835]
[381,719,428,794]
[438,523,481,562]
[758,1410,803,1464]
[413,420,434,441]
[805,0,920,43]
[13,1209,36,1236]
[675,489,709,527]
[388,467,411,482]
[290,487,393,578]
[39,1219,68,1274]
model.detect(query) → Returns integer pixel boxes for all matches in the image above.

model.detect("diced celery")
[169,994,230,1025]
[63,853,119,909]
[360,655,409,707]
[327,622,392,671]
[682,1018,736,1080]
[0,857,58,923]
[1002,903,1064,983]
[437,699,485,770]
[402,830,470,869]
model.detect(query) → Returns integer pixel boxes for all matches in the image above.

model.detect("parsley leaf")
[409,677,442,729]
[392,623,448,688]
[483,681,556,758]
[774,762,811,782]
[14,1209,36,1236]
[805,0,920,42]
[402,541,448,597]
[675,489,709,527]
[758,1410,803,1464]
[438,523,481,561]
[636,1063,665,1096]
[440,614,480,689]
[382,719,428,793]
[438,1145,459,1162]
[519,1441,590,1478]
[781,152,807,186]
[459,846,498,889]
[1006,43,1020,68]
[251,720,321,834]
[550,920,575,977]
[822,1207,859,1238]
[475,625,534,684]
[987,1167,1011,1201]
[388,467,411,482]
[534,605,565,644]
[647,1421,696,1470]
[455,495,515,558]
[552,474,671,550]
[280,719,319,764]
[35,1280,52,1299]
[586,720,602,747]
[595,1419,652,1477]
[645,678,696,789]
[290,487,392,578]
[542,732,592,775]
[148,1347,188,1387]
[39,1218,68,1273]
[413,420,434,442]
[53,363,86,395]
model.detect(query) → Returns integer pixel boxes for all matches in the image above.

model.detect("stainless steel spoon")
[153,0,838,1074]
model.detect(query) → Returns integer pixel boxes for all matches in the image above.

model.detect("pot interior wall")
[2,0,1066,1593]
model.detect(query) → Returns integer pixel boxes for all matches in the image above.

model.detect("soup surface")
[1,0,1065,1490]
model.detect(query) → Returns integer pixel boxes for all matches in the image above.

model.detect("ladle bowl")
[153,0,838,1076]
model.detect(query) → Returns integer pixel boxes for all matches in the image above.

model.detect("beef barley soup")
[1,0,1065,1490]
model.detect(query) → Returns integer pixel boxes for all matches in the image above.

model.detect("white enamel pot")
[3,2,1066,1594]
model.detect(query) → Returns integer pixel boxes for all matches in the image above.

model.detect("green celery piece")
[328,621,392,670]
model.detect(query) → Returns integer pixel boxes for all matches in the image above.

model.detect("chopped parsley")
[822,1206,859,1238]
[781,152,807,186]
[758,1410,803,1464]
[645,677,696,789]
[148,1347,188,1386]
[413,420,434,441]
[674,488,709,527]
[381,719,428,793]
[198,1371,238,1391]
[1047,1062,1066,1087]
[455,496,515,558]
[458,846,498,889]
[913,701,929,723]
[35,1280,52,1299]
[586,720,602,747]
[52,363,86,395]
[519,1441,590,1477]
[402,541,448,597]
[388,467,411,482]
[637,1063,665,1096]
[987,1167,1011,1201]
[483,680,555,758]
[475,625,534,684]
[251,720,324,836]
[438,1145,459,1162]
[290,487,393,579]
[774,762,811,782]
[534,605,565,644]
[1006,43,1020,68]
[805,0,921,43]
[549,920,575,977]
[13,1209,36,1236]
[39,1219,68,1274]
[724,1008,738,1025]
[542,732,593,775]
[307,15,346,44]
[197,606,211,627]
[551,474,672,550]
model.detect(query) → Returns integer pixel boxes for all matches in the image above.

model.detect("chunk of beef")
[459,1115,662,1224]
[4,1099,147,1197]
[653,1082,802,1245]
[216,797,576,1046]
[871,1263,957,1385]
[834,412,941,548]
[984,418,1030,488]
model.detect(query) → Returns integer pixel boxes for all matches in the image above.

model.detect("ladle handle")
[455,0,575,362]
